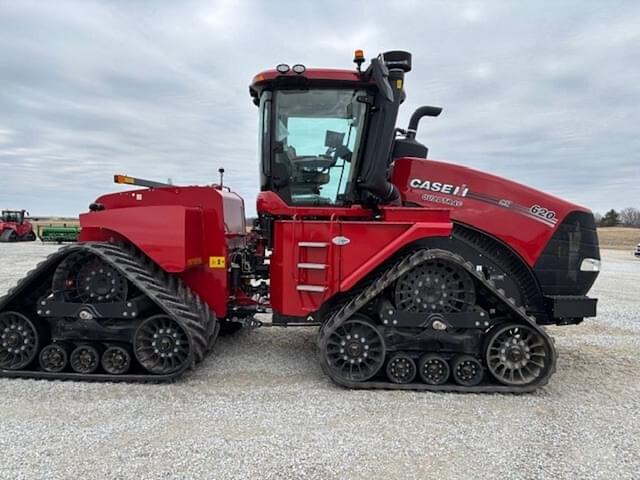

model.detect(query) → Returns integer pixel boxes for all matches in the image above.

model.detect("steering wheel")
[292,155,336,171]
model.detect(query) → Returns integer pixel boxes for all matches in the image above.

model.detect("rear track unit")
[0,242,218,382]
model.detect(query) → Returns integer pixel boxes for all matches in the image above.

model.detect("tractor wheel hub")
[347,341,363,357]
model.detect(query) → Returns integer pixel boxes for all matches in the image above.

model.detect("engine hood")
[391,157,593,266]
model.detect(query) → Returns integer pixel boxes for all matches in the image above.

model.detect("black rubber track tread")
[0,229,31,242]
[318,248,557,393]
[0,242,218,382]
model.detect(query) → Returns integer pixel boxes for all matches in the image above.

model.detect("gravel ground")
[0,243,638,480]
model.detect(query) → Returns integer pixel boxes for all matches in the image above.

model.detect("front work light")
[580,258,601,272]
[292,64,306,74]
[276,63,290,74]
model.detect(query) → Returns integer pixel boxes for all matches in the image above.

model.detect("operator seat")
[285,148,332,196]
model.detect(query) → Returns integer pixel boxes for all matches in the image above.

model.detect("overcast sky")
[0,1,638,216]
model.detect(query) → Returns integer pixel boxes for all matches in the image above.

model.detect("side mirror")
[368,57,394,102]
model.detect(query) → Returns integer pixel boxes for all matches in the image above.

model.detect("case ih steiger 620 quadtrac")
[0,209,36,242]
[0,51,600,392]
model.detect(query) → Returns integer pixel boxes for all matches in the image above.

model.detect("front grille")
[533,211,600,296]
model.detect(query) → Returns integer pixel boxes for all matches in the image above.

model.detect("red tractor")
[0,51,599,392]
[0,209,36,242]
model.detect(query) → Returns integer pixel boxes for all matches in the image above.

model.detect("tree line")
[595,208,640,227]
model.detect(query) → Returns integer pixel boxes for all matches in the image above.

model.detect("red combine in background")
[0,50,599,392]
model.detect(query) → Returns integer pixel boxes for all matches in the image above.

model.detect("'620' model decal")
[530,205,557,223]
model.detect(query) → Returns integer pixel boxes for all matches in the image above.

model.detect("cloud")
[0,0,638,216]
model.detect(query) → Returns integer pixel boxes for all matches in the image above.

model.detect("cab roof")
[251,68,362,86]
[249,68,373,102]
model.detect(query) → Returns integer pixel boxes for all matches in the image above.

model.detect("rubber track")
[0,242,218,382]
[0,229,17,242]
[317,249,557,393]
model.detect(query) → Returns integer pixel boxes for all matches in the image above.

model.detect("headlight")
[292,64,306,74]
[580,258,601,272]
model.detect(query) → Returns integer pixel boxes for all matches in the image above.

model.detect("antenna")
[218,168,225,187]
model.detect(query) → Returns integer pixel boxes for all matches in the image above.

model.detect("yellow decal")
[209,256,226,269]
[396,79,403,89]
[186,257,203,267]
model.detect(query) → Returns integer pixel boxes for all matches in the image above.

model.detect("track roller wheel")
[101,345,132,375]
[485,324,553,386]
[451,355,484,387]
[134,315,190,374]
[418,354,450,385]
[386,353,417,384]
[322,315,385,382]
[39,343,70,372]
[0,312,39,370]
[70,344,101,374]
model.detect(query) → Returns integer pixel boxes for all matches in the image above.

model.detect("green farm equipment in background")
[37,224,81,243]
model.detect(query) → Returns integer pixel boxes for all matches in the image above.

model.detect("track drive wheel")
[39,343,70,372]
[70,344,101,374]
[386,353,417,384]
[134,315,191,374]
[322,315,385,382]
[53,252,128,303]
[0,312,39,370]
[101,345,132,375]
[394,259,476,313]
[418,354,450,385]
[485,324,553,386]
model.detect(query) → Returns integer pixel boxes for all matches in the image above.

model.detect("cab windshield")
[1,211,23,223]
[269,88,367,205]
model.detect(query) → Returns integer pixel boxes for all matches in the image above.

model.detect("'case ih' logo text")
[409,178,469,197]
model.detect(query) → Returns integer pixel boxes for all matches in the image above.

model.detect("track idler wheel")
[39,343,70,372]
[322,315,385,382]
[485,324,553,386]
[0,312,40,370]
[386,353,417,384]
[134,315,191,374]
[70,344,101,374]
[101,345,132,375]
[418,354,450,385]
[451,355,484,387]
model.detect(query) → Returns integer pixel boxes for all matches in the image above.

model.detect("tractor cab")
[262,87,367,205]
[250,50,438,209]
[1,209,26,224]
